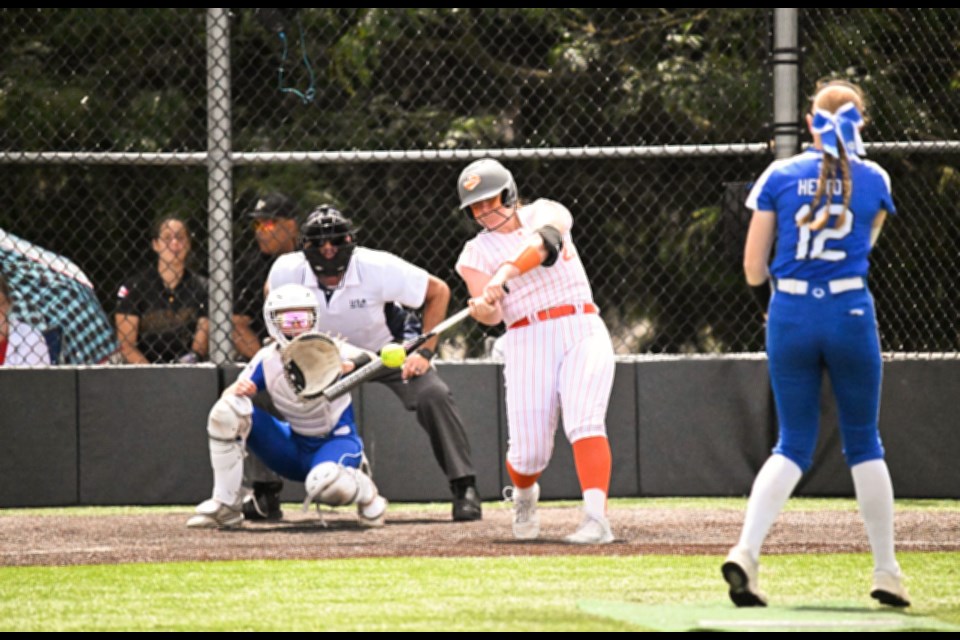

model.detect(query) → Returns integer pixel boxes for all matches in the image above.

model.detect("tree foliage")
[1,9,957,354]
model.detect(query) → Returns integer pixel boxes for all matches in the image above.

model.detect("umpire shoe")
[243,482,283,522]
[871,569,911,607]
[187,499,243,529]
[453,486,483,522]
[564,513,615,545]
[722,546,768,607]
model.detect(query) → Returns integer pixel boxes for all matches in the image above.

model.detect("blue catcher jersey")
[746,148,896,281]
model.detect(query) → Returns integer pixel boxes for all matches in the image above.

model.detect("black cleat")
[722,547,767,607]
[243,482,283,521]
[452,486,482,522]
[870,570,911,607]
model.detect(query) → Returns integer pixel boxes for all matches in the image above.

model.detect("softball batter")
[455,158,616,544]
[723,80,909,608]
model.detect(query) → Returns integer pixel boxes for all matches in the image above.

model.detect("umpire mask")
[300,205,357,279]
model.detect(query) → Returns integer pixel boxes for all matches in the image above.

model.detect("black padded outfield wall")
[635,358,773,497]
[0,359,957,507]
[77,366,219,505]
[0,369,78,507]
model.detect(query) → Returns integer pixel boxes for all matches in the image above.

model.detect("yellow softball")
[380,343,407,368]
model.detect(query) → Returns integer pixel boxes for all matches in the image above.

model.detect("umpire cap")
[246,193,298,220]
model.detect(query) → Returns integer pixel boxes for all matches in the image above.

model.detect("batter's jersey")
[455,199,594,327]
[240,343,352,438]
[746,148,896,281]
[268,248,429,352]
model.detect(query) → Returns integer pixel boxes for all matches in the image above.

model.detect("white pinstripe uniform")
[456,199,615,475]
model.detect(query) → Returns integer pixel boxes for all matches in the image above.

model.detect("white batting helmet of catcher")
[457,158,518,210]
[264,284,321,348]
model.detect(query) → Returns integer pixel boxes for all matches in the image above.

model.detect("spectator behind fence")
[0,272,51,366]
[0,228,118,364]
[115,215,209,364]
[232,193,301,360]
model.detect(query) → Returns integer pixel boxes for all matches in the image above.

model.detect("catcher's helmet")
[264,284,321,347]
[457,159,518,210]
[300,205,357,279]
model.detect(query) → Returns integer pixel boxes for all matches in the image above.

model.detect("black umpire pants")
[373,366,476,482]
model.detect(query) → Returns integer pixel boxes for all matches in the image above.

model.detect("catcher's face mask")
[276,309,316,338]
[264,283,322,348]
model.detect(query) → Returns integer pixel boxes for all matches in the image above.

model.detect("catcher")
[187,283,387,529]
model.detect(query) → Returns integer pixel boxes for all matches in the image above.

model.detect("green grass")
[2,496,957,517]
[0,553,957,631]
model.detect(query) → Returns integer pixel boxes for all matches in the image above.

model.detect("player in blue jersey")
[722,80,909,608]
[187,284,388,529]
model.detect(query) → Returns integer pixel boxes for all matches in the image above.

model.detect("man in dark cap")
[232,193,301,360]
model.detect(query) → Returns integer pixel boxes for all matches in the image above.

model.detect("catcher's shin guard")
[303,462,360,508]
[209,439,245,507]
[302,462,382,514]
[206,395,253,507]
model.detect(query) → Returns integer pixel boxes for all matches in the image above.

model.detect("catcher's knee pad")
[304,462,361,507]
[208,394,254,441]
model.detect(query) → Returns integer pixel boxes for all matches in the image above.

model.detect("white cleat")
[871,569,911,607]
[721,546,767,607]
[506,483,540,540]
[564,513,615,545]
[187,499,243,529]
[358,496,388,529]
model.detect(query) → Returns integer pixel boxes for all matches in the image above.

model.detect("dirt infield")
[2,505,957,567]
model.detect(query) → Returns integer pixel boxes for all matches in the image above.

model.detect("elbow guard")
[536,225,563,267]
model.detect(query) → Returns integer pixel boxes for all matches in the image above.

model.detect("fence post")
[206,8,234,364]
[773,8,800,159]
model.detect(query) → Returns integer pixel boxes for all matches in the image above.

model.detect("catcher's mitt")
[280,332,342,400]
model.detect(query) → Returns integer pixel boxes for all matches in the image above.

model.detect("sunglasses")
[252,218,282,231]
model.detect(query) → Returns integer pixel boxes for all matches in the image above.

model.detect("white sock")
[583,488,607,520]
[851,459,900,575]
[210,439,244,507]
[514,484,538,500]
[738,454,803,561]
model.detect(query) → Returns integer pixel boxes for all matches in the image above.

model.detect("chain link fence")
[1,8,957,365]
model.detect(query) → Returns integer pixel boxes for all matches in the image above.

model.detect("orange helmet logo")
[462,174,481,191]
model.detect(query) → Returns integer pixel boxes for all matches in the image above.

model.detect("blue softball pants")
[766,285,885,472]
[246,405,364,482]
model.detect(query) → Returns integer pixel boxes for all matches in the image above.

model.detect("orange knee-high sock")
[572,435,611,495]
[506,460,541,489]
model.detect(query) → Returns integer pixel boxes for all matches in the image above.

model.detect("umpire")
[267,205,482,521]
